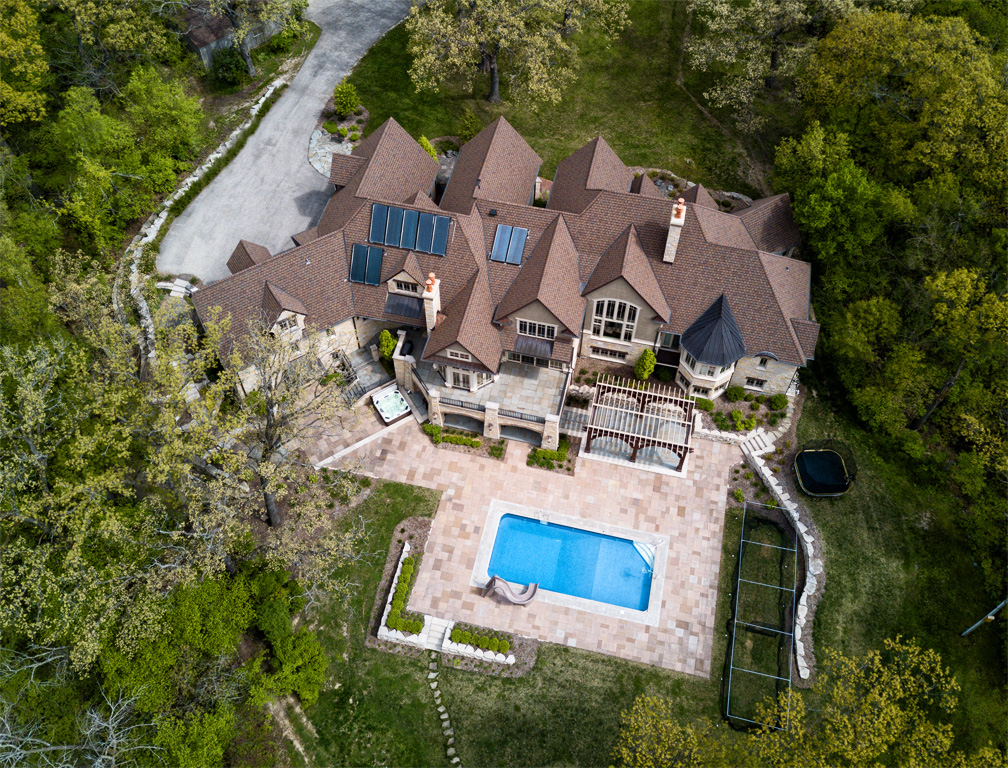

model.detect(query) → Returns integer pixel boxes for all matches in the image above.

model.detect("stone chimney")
[663,197,687,263]
[422,272,441,332]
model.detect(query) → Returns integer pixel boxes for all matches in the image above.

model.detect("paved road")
[157,0,410,284]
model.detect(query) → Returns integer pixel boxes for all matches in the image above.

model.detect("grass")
[347,1,758,194]
[796,392,1007,753]
[305,481,445,767]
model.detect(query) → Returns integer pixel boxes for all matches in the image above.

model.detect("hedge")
[527,438,570,469]
[168,84,288,218]
[450,624,512,655]
[422,423,481,447]
[385,555,424,635]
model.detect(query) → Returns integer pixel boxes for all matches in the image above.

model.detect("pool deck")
[344,420,739,678]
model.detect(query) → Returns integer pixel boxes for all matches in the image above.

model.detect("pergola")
[584,374,695,471]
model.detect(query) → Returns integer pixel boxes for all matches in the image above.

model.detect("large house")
[193,116,818,454]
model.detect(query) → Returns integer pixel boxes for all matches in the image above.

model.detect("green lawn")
[347,1,759,194]
[797,393,1007,753]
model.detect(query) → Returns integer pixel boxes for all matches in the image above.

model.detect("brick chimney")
[422,272,441,332]
[663,197,687,263]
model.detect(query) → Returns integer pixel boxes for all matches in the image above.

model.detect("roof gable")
[493,215,584,333]
[547,136,632,214]
[582,224,671,321]
[228,240,270,275]
[381,249,424,283]
[735,193,800,254]
[680,294,746,367]
[425,269,502,371]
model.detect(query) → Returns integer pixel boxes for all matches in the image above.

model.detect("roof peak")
[680,293,746,367]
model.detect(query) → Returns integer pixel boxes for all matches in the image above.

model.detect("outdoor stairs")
[740,428,774,457]
[419,615,453,652]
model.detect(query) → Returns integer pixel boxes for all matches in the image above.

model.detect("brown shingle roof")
[228,240,271,274]
[440,117,542,214]
[630,173,666,199]
[493,215,585,334]
[583,224,671,321]
[424,268,501,371]
[547,136,632,214]
[692,205,757,250]
[735,193,800,254]
[791,319,820,360]
[329,155,367,187]
[381,249,424,283]
[262,281,307,326]
[681,183,717,209]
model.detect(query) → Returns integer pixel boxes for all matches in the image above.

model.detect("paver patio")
[345,420,739,677]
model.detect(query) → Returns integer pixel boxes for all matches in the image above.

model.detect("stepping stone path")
[428,651,461,766]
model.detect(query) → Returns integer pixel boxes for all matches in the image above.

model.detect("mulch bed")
[425,427,508,461]
[365,515,540,677]
[525,436,580,476]
[701,394,787,432]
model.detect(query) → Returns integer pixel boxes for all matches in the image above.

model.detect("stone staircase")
[739,427,774,456]
[421,615,453,652]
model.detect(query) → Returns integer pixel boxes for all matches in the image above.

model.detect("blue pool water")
[487,514,652,611]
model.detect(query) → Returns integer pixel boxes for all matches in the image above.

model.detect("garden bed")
[699,387,789,433]
[443,621,539,679]
[422,424,507,460]
[526,436,578,475]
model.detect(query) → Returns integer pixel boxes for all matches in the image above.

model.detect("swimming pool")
[487,514,653,611]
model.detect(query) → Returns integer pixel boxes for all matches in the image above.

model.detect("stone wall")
[729,356,795,395]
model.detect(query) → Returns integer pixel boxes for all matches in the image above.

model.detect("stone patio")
[414,360,567,416]
[342,420,739,678]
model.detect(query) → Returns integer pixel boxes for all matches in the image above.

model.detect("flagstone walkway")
[342,421,739,678]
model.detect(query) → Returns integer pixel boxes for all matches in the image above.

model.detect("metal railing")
[500,408,545,424]
[441,396,486,413]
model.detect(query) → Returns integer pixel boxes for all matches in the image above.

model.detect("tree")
[803,11,1008,219]
[122,65,204,170]
[0,0,48,126]
[196,0,308,77]
[613,698,726,767]
[378,328,397,359]
[634,349,656,380]
[407,0,628,105]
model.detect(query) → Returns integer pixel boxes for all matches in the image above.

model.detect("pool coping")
[470,499,669,627]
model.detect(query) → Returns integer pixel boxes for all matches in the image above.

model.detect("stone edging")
[114,79,286,361]
[376,541,428,648]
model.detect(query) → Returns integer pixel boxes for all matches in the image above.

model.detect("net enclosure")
[794,440,857,497]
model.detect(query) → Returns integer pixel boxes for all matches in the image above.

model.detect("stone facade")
[729,355,796,395]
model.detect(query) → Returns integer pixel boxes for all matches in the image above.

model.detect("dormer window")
[395,280,419,294]
[517,319,556,340]
[276,316,298,332]
[447,349,471,362]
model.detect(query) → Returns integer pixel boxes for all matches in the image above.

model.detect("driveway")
[157,0,411,284]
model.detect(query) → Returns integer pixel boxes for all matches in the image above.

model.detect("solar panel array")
[350,244,384,285]
[370,203,450,256]
[489,224,529,265]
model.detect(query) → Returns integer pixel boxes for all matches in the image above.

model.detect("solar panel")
[490,224,512,262]
[384,206,403,247]
[431,216,450,255]
[364,246,383,285]
[350,244,368,282]
[505,226,528,265]
[416,213,435,253]
[401,209,419,249]
[369,204,388,243]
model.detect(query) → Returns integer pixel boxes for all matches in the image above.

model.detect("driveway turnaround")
[157,0,410,284]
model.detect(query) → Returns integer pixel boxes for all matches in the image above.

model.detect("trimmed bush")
[418,135,438,160]
[755,394,766,404]
[768,393,789,411]
[634,349,656,381]
[527,438,570,469]
[499,639,510,654]
[693,397,714,412]
[713,412,731,431]
[349,130,359,142]
[386,555,424,635]
[724,385,745,402]
[655,367,674,382]
[750,401,760,411]
[332,79,360,117]
[743,393,754,402]
[488,441,505,459]
[378,329,396,359]
[211,47,246,87]
[338,125,348,138]
[458,109,482,143]
[733,488,745,503]
[322,120,340,134]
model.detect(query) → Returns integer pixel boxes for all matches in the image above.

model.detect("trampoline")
[794,440,856,497]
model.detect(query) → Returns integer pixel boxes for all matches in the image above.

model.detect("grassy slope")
[348,1,756,194]
[305,482,445,767]
[797,393,1007,753]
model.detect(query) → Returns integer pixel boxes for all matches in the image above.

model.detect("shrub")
[458,109,482,142]
[499,639,510,654]
[378,329,396,359]
[743,393,754,402]
[744,471,754,480]
[713,412,731,431]
[322,120,340,134]
[386,555,424,635]
[487,637,500,653]
[756,394,766,404]
[724,385,745,402]
[349,130,359,142]
[633,349,656,380]
[768,393,789,410]
[768,412,781,427]
[733,488,745,503]
[527,438,570,469]
[656,367,674,382]
[338,125,348,138]
[212,47,246,87]
[741,416,756,431]
[332,79,360,117]
[694,397,714,412]
[266,26,298,53]
[423,423,442,443]
[488,441,505,459]
[750,401,760,411]
[418,135,438,160]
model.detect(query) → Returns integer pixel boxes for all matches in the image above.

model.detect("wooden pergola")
[584,374,695,471]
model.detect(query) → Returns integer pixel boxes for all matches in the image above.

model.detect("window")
[591,347,628,361]
[517,319,556,340]
[692,386,710,396]
[592,299,638,342]
[548,359,565,371]
[451,370,470,389]
[658,332,680,350]
[677,372,690,388]
[745,377,766,390]
[447,349,471,362]
[683,351,696,370]
[395,280,418,294]
[758,357,770,369]
[276,316,298,332]
[700,363,717,377]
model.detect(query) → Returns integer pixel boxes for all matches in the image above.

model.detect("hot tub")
[372,386,410,423]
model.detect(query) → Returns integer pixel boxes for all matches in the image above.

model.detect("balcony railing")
[441,396,486,413]
[500,408,545,424]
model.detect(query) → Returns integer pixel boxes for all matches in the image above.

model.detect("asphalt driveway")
[157,0,410,284]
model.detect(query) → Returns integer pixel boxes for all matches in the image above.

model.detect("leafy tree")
[407,0,628,104]
[194,0,308,77]
[0,0,49,126]
[0,235,57,347]
[379,328,398,359]
[614,698,726,767]
[122,65,204,169]
[634,348,656,380]
[332,78,360,117]
[804,11,1008,219]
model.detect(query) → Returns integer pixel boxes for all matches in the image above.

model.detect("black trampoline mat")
[795,449,850,496]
